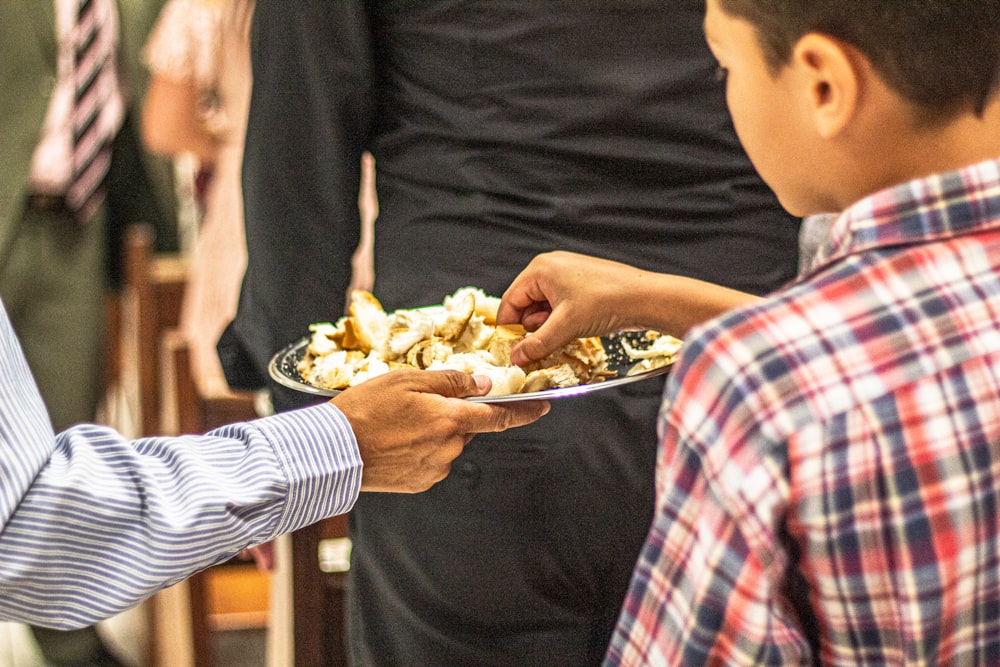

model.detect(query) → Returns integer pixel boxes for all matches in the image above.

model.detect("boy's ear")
[792,33,861,139]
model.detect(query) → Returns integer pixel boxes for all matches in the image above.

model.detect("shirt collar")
[803,155,1000,278]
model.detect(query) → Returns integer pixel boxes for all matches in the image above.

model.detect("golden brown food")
[297,287,679,397]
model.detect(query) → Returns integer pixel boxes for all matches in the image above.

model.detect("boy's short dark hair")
[718,1,1000,120]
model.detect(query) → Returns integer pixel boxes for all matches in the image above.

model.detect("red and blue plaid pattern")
[608,157,1000,665]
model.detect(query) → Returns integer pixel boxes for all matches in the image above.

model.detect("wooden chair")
[121,224,265,667]
[120,224,187,666]
[125,223,352,666]
[160,329,260,437]
[123,223,187,439]
[286,517,351,667]
[160,330,264,667]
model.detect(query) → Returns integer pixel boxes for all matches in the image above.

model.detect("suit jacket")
[0,0,175,284]
[0,2,58,258]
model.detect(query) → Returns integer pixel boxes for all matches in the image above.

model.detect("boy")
[499,0,1000,663]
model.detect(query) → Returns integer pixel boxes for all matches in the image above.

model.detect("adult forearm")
[0,405,360,629]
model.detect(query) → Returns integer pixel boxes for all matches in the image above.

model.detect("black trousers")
[346,380,663,666]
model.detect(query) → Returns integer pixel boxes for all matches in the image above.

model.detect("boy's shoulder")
[675,191,1000,439]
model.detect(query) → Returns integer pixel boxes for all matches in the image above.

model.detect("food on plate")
[296,287,680,397]
[621,329,684,375]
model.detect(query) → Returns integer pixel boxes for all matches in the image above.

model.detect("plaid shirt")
[608,156,1000,666]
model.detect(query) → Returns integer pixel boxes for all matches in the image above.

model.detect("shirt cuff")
[249,402,362,537]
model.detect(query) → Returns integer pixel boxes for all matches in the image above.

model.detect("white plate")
[268,331,674,403]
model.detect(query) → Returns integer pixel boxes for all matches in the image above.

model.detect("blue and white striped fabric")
[0,301,362,628]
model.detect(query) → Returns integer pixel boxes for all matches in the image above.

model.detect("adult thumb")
[424,369,493,398]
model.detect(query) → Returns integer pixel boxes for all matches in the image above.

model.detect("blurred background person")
[0,1,174,665]
[142,0,376,404]
[141,0,253,400]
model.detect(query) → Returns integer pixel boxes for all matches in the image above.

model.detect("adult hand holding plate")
[329,368,550,492]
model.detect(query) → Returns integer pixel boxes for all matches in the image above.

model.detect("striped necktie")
[66,0,115,224]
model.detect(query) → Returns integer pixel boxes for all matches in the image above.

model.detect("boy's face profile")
[704,0,831,217]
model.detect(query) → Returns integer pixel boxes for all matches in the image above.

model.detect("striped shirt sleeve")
[0,303,362,628]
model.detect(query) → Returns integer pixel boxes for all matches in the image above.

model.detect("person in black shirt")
[221,2,801,664]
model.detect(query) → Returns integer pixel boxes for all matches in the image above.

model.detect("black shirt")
[224,0,799,390]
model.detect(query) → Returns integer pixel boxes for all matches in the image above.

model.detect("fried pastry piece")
[527,336,608,384]
[342,291,390,353]
[521,364,581,393]
[436,288,476,341]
